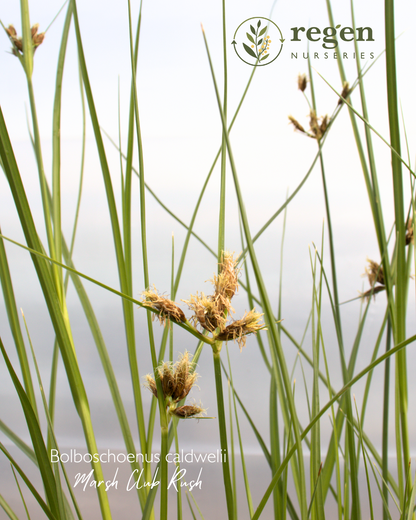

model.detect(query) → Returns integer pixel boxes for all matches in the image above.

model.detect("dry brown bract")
[141,286,186,326]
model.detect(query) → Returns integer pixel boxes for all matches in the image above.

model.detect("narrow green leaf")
[0,339,60,518]
[246,32,254,44]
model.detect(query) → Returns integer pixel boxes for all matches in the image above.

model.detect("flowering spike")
[141,285,186,326]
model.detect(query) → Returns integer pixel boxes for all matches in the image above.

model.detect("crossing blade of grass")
[354,397,375,520]
[51,0,73,299]
[70,0,149,475]
[0,107,111,519]
[0,421,36,465]
[0,443,56,520]
[225,345,254,518]
[21,309,84,520]
[227,379,237,520]
[405,469,416,520]
[307,464,323,520]
[0,339,59,518]
[0,228,38,417]
[220,360,271,465]
[202,25,308,519]
[0,493,20,520]
[309,237,325,520]
[251,332,416,520]
[10,465,30,520]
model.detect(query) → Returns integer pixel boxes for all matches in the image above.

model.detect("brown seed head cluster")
[141,286,186,326]
[288,110,329,141]
[143,251,266,349]
[144,352,205,419]
[183,251,240,333]
[289,76,352,140]
[5,24,45,56]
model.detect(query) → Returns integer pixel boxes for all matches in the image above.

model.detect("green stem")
[213,347,234,520]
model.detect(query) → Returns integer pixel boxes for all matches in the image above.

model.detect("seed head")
[171,403,206,419]
[364,258,384,286]
[141,286,186,326]
[5,23,45,56]
[213,251,240,301]
[298,73,308,92]
[360,285,386,301]
[288,115,306,134]
[216,309,265,350]
[182,292,227,332]
[338,81,350,106]
[171,351,198,402]
[406,217,414,245]
[144,374,158,398]
[144,351,198,403]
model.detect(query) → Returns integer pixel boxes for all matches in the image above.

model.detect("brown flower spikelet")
[6,23,45,55]
[213,251,240,301]
[298,73,308,92]
[216,309,265,350]
[171,351,198,402]
[144,351,198,403]
[172,404,206,418]
[159,362,176,399]
[338,81,350,106]
[144,374,158,398]
[141,286,186,326]
[364,258,384,286]
[288,115,306,134]
[360,285,386,301]
[406,217,414,245]
[182,292,227,332]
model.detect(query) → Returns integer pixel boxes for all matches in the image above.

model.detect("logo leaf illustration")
[259,26,267,37]
[246,32,255,44]
[261,54,269,61]
[257,20,261,28]
[258,38,263,46]
[250,24,256,35]
[243,42,257,58]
